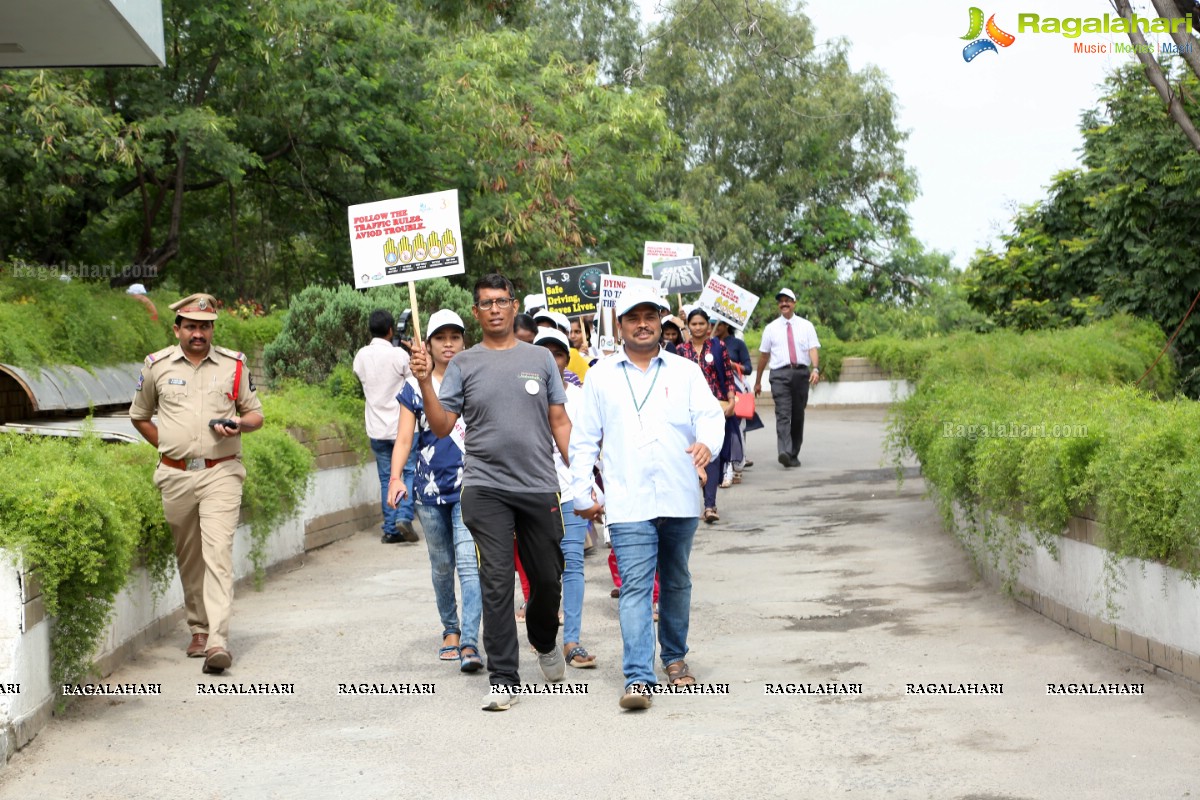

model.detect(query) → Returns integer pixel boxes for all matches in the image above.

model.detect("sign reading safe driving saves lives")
[540,262,611,317]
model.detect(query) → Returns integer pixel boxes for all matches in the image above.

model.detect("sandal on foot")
[703,507,719,524]
[459,645,483,673]
[565,645,597,669]
[439,629,461,661]
[665,660,696,686]
[515,602,526,622]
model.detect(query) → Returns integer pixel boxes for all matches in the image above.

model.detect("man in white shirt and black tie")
[753,288,820,468]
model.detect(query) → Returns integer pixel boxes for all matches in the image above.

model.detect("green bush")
[0,275,166,368]
[241,427,315,583]
[886,315,1198,596]
[0,379,362,687]
[263,279,475,384]
[217,314,284,360]
[0,432,171,688]
[259,378,367,455]
[244,379,367,583]
[854,314,1172,394]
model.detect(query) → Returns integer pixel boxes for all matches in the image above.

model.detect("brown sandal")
[665,660,696,686]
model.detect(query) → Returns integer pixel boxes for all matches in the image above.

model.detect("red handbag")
[733,391,755,419]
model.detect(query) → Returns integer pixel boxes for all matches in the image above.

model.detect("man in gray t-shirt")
[438,342,565,493]
[412,273,573,711]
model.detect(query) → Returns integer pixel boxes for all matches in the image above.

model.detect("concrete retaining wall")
[0,431,378,763]
[758,358,913,408]
[963,510,1200,688]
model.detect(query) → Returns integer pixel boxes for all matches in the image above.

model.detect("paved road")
[2,409,1198,799]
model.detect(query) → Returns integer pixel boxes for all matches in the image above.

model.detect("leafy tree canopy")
[641,0,919,310]
[964,62,1200,395]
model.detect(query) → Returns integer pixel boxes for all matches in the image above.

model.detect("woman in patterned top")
[389,310,484,673]
[675,308,737,523]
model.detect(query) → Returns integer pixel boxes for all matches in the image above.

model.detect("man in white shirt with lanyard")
[569,288,725,710]
[753,288,821,468]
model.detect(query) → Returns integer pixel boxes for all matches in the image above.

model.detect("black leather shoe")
[381,532,405,544]
[778,453,792,468]
[789,455,802,467]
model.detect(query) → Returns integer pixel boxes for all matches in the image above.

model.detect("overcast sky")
[640,0,1179,267]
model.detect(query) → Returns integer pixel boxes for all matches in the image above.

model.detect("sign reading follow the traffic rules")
[348,189,465,289]
[642,241,693,276]
[697,274,760,329]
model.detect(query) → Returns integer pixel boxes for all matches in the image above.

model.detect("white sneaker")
[482,687,520,711]
[538,647,566,682]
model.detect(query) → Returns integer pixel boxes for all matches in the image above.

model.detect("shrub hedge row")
[885,315,1197,591]
[0,381,363,688]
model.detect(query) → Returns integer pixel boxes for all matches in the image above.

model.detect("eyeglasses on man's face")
[475,297,516,311]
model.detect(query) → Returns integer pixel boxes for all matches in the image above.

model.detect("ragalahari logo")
[962,7,1016,61]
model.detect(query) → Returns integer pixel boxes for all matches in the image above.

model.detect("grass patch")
[0,273,283,370]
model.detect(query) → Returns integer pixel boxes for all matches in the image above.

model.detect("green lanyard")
[623,360,662,422]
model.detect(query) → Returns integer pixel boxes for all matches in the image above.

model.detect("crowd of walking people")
[135,276,821,706]
[353,273,821,710]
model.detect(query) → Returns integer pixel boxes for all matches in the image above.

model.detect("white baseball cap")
[126,283,148,295]
[616,288,670,319]
[534,327,571,354]
[776,288,796,301]
[533,308,571,334]
[426,309,466,338]
[524,293,546,313]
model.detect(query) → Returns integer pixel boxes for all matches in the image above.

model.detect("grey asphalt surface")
[1,408,1198,799]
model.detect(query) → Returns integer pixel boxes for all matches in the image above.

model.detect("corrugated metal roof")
[0,363,139,412]
[0,416,143,443]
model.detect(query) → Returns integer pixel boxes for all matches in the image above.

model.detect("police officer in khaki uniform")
[129,293,264,674]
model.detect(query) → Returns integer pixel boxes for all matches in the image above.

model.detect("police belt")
[160,454,238,471]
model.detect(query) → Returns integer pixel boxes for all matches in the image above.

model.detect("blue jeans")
[415,502,482,649]
[608,517,698,688]
[560,499,589,645]
[371,437,416,533]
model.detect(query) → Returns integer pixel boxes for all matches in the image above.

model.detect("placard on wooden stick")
[348,188,465,339]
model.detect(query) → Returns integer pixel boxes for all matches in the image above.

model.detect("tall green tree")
[1111,0,1200,155]
[426,28,686,292]
[641,0,918,308]
[1,0,437,301]
[528,0,642,85]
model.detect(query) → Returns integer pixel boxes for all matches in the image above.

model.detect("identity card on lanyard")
[623,361,664,446]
